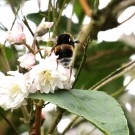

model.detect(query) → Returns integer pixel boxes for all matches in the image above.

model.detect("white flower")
[62,68,75,89]
[18,53,35,69]
[0,71,29,110]
[6,23,26,44]
[35,18,54,37]
[28,53,75,93]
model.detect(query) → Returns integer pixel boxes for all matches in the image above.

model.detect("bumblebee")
[51,33,79,68]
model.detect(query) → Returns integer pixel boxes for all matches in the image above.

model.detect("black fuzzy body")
[53,33,75,67]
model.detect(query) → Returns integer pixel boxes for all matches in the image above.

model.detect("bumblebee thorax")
[57,33,74,46]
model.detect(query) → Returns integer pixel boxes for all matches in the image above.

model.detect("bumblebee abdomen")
[54,44,74,67]
[54,44,73,58]
[58,57,72,67]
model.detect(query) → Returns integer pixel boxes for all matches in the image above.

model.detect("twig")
[47,108,65,135]
[22,16,34,37]
[60,116,79,135]
[94,0,99,9]
[72,42,89,88]
[10,7,20,31]
[53,0,68,37]
[118,12,135,26]
[111,77,135,97]
[73,25,92,88]
[24,42,35,54]
[0,22,8,31]
[21,105,30,128]
[0,110,19,135]
[114,1,135,16]
[22,16,43,58]
[3,7,20,45]
[47,0,52,21]
[32,37,43,58]
[71,118,86,128]
[35,105,42,135]
[79,0,91,16]
[90,60,135,90]
[30,101,44,135]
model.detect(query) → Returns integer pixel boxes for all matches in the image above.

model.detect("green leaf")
[27,12,45,26]
[29,89,129,135]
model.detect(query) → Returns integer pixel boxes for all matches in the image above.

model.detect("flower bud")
[6,24,26,44]
[35,18,54,37]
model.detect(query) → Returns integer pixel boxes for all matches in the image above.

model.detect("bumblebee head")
[57,33,74,46]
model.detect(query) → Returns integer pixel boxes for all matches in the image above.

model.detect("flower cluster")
[0,19,75,111]
[28,53,75,93]
[6,24,26,44]
[0,53,75,110]
[0,71,28,111]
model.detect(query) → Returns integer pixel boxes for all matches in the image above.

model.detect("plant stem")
[10,7,20,30]
[73,22,93,88]
[22,16,43,58]
[34,101,44,135]
[33,37,43,58]
[0,110,19,135]
[47,108,65,135]
[118,12,135,26]
[21,105,30,128]
[22,16,34,37]
[111,77,135,97]
[35,105,42,135]
[0,22,8,31]
[79,0,91,16]
[0,45,11,74]
[47,0,52,21]
[90,60,135,90]
[53,0,67,37]
[72,42,88,88]
[60,116,79,135]
[24,42,35,54]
